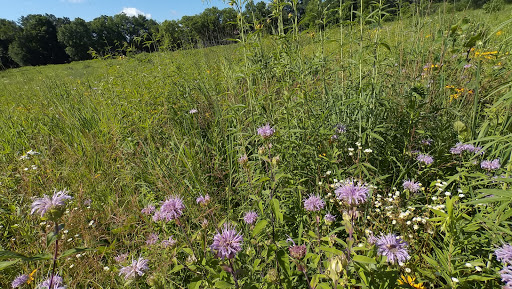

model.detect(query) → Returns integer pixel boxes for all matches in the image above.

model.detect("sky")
[0,0,232,23]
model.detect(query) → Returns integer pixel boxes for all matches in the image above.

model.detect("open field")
[1,5,512,289]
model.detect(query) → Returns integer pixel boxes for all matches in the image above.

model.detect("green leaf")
[352,255,377,264]
[0,250,27,260]
[318,246,345,256]
[276,249,291,277]
[214,280,234,288]
[271,199,283,223]
[170,264,184,273]
[0,260,19,270]
[252,220,268,238]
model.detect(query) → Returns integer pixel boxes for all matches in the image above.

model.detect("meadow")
[0,3,512,288]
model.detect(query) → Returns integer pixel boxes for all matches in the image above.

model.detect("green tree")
[58,18,93,61]
[0,19,21,69]
[8,14,68,66]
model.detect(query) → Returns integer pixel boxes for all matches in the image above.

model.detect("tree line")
[0,0,503,69]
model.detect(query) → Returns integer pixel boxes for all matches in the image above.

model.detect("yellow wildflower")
[398,275,426,289]
[496,30,503,36]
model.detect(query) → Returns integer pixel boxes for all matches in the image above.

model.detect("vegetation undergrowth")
[0,3,511,289]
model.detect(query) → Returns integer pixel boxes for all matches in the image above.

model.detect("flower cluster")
[152,195,185,222]
[416,154,434,165]
[450,142,482,155]
[31,189,72,218]
[210,223,243,260]
[376,234,410,264]
[334,179,370,206]
[481,159,500,171]
[303,194,325,212]
[11,274,30,288]
[196,194,211,206]
[402,180,421,193]
[243,211,258,225]
[257,124,275,138]
[496,244,512,288]
[37,275,66,289]
[119,258,149,280]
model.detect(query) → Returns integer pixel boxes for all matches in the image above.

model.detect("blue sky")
[0,0,232,23]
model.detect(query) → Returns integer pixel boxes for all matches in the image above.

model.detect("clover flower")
[304,194,325,212]
[243,211,258,225]
[37,275,65,289]
[257,124,275,138]
[210,223,243,260]
[416,154,434,165]
[334,179,370,206]
[119,258,149,280]
[12,274,30,288]
[481,159,501,171]
[153,195,185,222]
[376,234,410,264]
[189,109,198,114]
[496,244,512,264]
[31,189,72,218]
[402,180,421,193]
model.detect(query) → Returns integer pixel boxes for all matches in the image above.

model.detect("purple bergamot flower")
[402,180,421,193]
[11,274,29,288]
[257,124,275,138]
[376,234,411,264]
[153,195,185,222]
[416,154,434,165]
[210,223,243,260]
[37,275,65,289]
[496,244,512,264]
[145,233,159,245]
[324,213,336,224]
[334,179,370,206]
[196,194,210,206]
[119,257,149,280]
[289,244,307,259]
[501,265,512,288]
[31,189,72,218]
[481,159,501,171]
[303,194,325,212]
[114,253,128,263]
[141,204,155,215]
[161,236,177,248]
[243,211,258,225]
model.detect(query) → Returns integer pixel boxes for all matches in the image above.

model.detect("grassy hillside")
[1,5,511,289]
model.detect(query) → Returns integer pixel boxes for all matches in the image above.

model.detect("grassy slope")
[0,5,511,287]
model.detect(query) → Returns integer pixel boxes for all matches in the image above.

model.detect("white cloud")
[120,7,151,18]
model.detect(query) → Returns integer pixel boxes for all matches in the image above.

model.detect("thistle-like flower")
[324,213,336,225]
[119,258,149,280]
[141,204,155,215]
[289,244,307,259]
[145,233,159,245]
[196,194,211,206]
[402,180,421,193]
[496,244,512,264]
[11,274,30,288]
[303,194,325,212]
[153,195,185,222]
[243,211,258,225]
[37,275,65,289]
[30,189,72,219]
[376,234,410,264]
[210,223,243,259]
[416,154,434,165]
[161,236,177,248]
[481,159,501,171]
[334,179,370,206]
[500,266,512,288]
[257,124,275,138]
